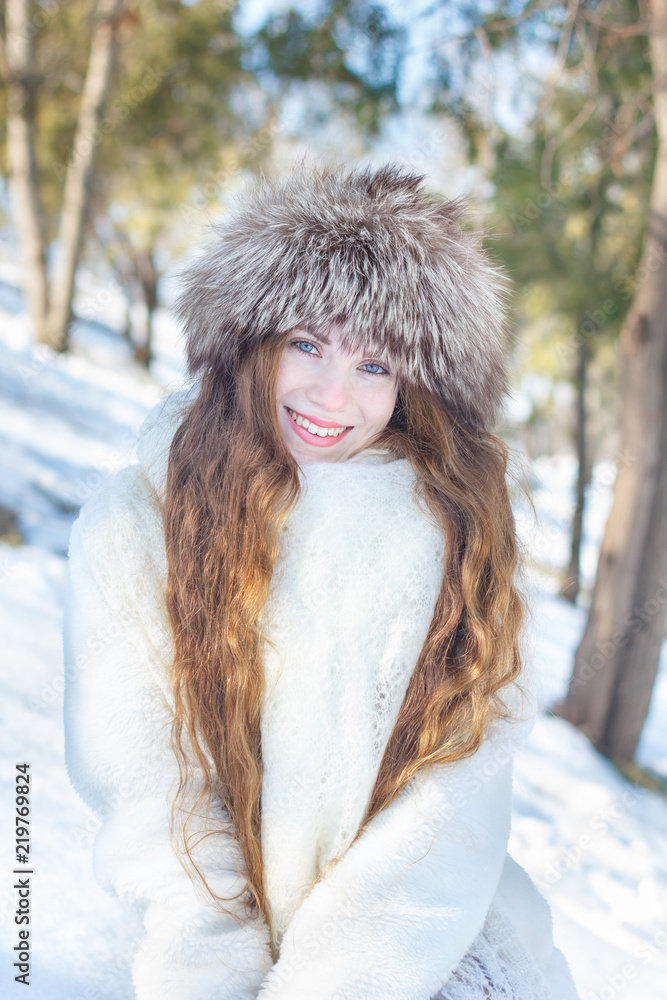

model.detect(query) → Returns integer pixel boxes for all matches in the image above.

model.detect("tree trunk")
[45,0,124,352]
[555,0,667,761]
[561,337,591,604]
[5,0,48,340]
[131,248,158,367]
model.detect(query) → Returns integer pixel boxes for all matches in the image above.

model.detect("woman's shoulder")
[75,385,197,555]
[135,384,198,498]
[68,461,174,704]
[68,388,202,649]
[70,397,182,623]
[74,462,163,570]
[70,464,166,635]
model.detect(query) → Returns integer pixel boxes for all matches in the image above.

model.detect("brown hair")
[163,329,526,952]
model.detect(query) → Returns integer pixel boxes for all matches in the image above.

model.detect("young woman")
[63,161,579,999]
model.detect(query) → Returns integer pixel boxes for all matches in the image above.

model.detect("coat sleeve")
[256,706,533,1000]
[62,474,273,1000]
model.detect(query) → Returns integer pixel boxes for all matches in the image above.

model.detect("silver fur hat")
[175,160,511,431]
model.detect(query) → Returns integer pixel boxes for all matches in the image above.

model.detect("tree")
[3,0,49,339]
[416,0,664,760]
[1,0,408,365]
[84,0,254,365]
[490,114,650,601]
[557,0,667,761]
[2,0,124,350]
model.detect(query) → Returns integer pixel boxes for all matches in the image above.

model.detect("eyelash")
[290,339,392,377]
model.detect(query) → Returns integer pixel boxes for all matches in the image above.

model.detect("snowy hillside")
[0,274,666,1000]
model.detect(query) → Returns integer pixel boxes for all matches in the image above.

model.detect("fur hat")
[175,160,511,431]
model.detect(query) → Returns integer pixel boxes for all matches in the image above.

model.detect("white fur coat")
[63,390,579,1000]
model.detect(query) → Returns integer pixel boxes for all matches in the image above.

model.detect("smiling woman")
[276,325,399,461]
[62,160,580,1000]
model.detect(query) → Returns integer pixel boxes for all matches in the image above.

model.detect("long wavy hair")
[163,328,527,953]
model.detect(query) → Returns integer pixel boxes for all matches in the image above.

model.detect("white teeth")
[287,408,348,438]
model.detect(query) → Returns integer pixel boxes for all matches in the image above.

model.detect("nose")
[306,362,353,415]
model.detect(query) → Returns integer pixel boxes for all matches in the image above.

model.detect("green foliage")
[489,16,653,391]
[88,0,251,264]
[251,1,406,134]
[1,0,410,281]
[422,0,654,445]
[0,0,94,227]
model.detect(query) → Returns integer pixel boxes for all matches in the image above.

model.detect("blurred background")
[0,1,666,998]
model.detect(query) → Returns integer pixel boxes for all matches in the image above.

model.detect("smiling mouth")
[285,407,352,438]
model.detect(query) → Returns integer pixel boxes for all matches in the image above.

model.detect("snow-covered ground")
[0,274,666,1000]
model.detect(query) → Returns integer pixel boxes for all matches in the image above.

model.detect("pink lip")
[284,406,353,448]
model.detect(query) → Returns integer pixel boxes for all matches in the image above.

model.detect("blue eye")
[290,339,391,376]
[292,340,318,354]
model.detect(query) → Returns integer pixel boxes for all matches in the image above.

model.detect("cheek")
[368,384,399,427]
[275,354,297,400]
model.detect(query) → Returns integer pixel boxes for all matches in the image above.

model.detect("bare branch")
[0,34,11,83]
[5,0,48,336]
[537,0,578,121]
[578,9,651,36]
[402,0,558,55]
[484,0,558,34]
[470,25,501,180]
[46,0,125,350]
[575,10,600,101]
[540,97,598,185]
[536,0,580,184]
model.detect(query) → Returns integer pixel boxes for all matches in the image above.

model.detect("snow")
[0,278,666,1000]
